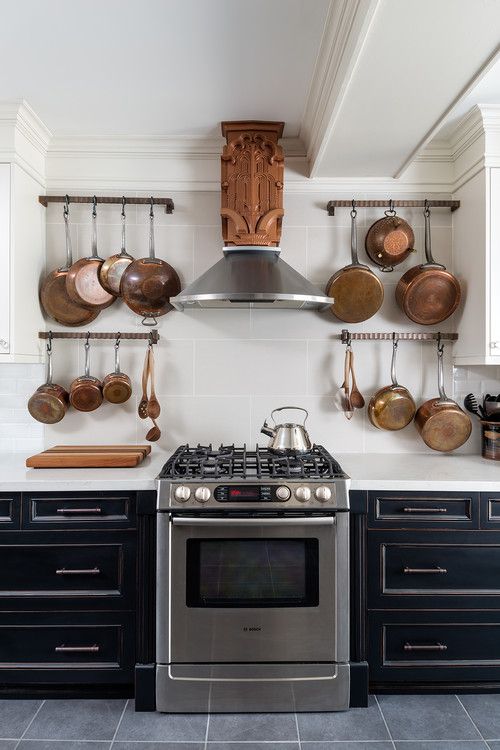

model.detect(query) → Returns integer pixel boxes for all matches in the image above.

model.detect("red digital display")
[229,488,260,499]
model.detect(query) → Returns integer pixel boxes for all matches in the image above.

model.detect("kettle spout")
[260,420,276,439]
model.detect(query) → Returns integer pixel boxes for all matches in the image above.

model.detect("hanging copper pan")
[66,197,117,311]
[325,202,384,323]
[40,198,100,327]
[102,335,132,404]
[120,198,181,325]
[28,335,69,424]
[99,197,134,295]
[396,202,461,325]
[365,201,415,271]
[368,337,416,431]
[69,336,103,412]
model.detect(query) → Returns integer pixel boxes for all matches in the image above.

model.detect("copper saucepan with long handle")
[99,197,134,295]
[365,200,415,271]
[368,337,416,431]
[66,197,117,311]
[69,336,103,412]
[414,340,472,452]
[28,334,69,424]
[40,198,100,327]
[102,334,132,404]
[325,202,384,323]
[396,202,461,325]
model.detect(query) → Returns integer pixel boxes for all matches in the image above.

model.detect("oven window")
[186,538,319,607]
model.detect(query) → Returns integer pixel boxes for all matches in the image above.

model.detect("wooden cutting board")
[26,445,151,469]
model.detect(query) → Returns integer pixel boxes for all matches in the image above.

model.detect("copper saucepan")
[396,202,461,325]
[325,202,384,323]
[365,201,415,271]
[40,198,100,327]
[66,197,117,311]
[120,198,181,326]
[69,336,103,412]
[102,335,132,404]
[99,197,134,295]
[28,335,69,424]
[414,341,472,452]
[368,337,416,431]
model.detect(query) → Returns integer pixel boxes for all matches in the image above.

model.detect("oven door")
[157,513,349,665]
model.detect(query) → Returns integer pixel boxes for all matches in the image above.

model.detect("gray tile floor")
[0,694,499,749]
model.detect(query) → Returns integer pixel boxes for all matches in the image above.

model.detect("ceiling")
[0,0,329,137]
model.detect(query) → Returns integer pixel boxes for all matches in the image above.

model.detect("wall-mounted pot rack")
[326,199,460,216]
[340,329,458,344]
[38,196,174,214]
[38,330,160,344]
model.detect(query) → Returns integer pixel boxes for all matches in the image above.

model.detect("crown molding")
[0,99,51,184]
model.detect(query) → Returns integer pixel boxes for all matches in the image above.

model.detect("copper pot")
[414,343,471,452]
[99,198,134,295]
[66,198,117,311]
[40,199,100,327]
[28,338,69,424]
[120,200,181,325]
[365,203,415,271]
[102,337,132,404]
[396,203,461,325]
[69,338,103,412]
[368,338,416,431]
[325,204,384,323]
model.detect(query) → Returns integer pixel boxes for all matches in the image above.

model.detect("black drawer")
[368,491,478,529]
[0,611,134,685]
[0,494,20,529]
[23,492,135,529]
[368,531,500,608]
[369,611,500,683]
[481,493,500,528]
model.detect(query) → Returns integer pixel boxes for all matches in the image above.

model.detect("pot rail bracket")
[38,331,160,344]
[38,196,174,213]
[340,330,458,344]
[327,200,460,216]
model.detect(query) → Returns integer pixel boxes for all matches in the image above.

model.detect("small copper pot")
[69,338,103,412]
[102,337,132,404]
[365,204,415,271]
[368,339,416,431]
[28,341,69,424]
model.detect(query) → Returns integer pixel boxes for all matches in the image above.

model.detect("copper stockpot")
[368,338,416,431]
[99,198,134,295]
[102,336,132,404]
[396,203,461,325]
[40,199,100,327]
[66,198,117,311]
[325,204,384,323]
[414,342,471,452]
[69,337,103,412]
[28,337,69,424]
[365,202,415,271]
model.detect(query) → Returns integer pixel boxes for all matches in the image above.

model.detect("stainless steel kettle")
[260,406,312,454]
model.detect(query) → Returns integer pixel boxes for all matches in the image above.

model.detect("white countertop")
[0,451,499,493]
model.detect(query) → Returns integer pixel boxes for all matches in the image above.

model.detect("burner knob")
[195,486,211,503]
[276,485,291,501]
[174,485,191,503]
[315,486,332,502]
[295,486,311,502]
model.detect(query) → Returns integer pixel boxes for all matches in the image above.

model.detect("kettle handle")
[270,406,309,426]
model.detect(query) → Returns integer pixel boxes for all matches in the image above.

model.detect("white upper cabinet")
[0,164,10,355]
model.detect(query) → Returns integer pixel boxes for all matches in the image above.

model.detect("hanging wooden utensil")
[365,200,415,271]
[99,197,134,295]
[325,202,384,322]
[102,334,132,404]
[120,198,181,325]
[28,333,69,424]
[368,336,416,431]
[69,334,103,412]
[66,197,117,311]
[40,198,100,327]
[396,201,461,325]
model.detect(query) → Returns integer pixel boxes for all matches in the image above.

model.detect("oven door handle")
[171,516,335,527]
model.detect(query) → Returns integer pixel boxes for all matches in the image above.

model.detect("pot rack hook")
[115,331,121,350]
[121,196,126,218]
[92,195,97,218]
[392,331,398,349]
[385,198,396,217]
[63,194,69,219]
[85,330,91,350]
[350,198,357,219]
[424,198,431,218]
[46,330,53,354]
[150,196,154,219]
[437,331,444,355]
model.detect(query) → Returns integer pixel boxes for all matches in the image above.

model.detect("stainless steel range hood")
[171,120,333,312]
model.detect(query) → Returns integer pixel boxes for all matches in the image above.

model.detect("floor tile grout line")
[374,695,397,750]
[13,699,46,750]
[109,697,129,749]
[455,694,491,748]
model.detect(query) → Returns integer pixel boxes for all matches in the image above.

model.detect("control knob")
[295,486,311,502]
[174,485,191,503]
[315,486,332,502]
[195,486,211,503]
[275,485,291,501]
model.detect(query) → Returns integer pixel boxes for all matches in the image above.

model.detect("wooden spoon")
[341,348,353,420]
[146,417,161,442]
[138,347,150,419]
[146,345,161,420]
[349,351,365,409]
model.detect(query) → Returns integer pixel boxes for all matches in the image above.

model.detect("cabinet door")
[0,164,9,354]
[490,168,500,353]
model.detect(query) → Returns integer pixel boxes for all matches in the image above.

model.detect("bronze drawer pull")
[403,507,447,513]
[56,507,102,514]
[404,642,447,651]
[56,567,101,576]
[55,645,100,653]
[403,566,447,574]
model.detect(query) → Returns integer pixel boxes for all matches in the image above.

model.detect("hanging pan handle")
[422,201,445,270]
[390,334,399,387]
[90,197,104,261]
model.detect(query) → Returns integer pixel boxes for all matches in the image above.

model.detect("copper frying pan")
[99,197,134,295]
[120,198,181,325]
[40,198,100,327]
[325,203,384,323]
[66,197,117,311]
[396,202,461,325]
[368,337,416,431]
[365,201,415,271]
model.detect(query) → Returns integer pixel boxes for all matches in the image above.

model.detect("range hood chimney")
[171,121,333,310]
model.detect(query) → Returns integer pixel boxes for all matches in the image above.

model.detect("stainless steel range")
[156,443,351,713]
